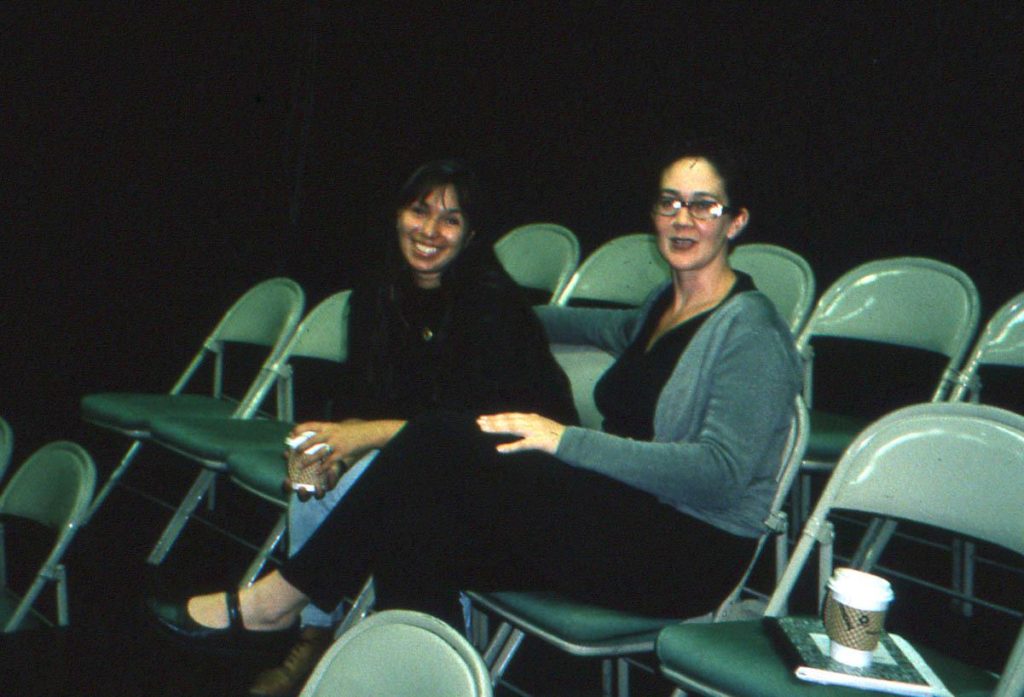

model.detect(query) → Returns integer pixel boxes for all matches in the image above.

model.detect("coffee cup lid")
[828,568,894,610]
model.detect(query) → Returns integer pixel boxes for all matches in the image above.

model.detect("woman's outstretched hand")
[476,413,566,454]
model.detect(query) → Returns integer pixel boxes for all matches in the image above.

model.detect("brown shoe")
[248,626,334,696]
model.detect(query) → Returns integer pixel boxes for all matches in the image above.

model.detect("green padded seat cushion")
[472,591,678,648]
[80,393,239,431]
[656,618,999,697]
[227,448,289,502]
[149,416,293,462]
[805,411,871,463]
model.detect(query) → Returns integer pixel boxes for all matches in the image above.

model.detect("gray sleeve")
[554,311,799,510]
[534,305,643,355]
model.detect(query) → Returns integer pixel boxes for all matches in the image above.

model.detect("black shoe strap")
[226,591,242,634]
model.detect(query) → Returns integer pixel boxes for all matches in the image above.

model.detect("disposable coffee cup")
[822,568,894,667]
[285,430,326,493]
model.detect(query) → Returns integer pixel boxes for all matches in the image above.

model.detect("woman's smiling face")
[396,184,474,289]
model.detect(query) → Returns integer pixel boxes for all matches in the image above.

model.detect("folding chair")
[555,233,670,308]
[0,417,12,485]
[464,396,809,697]
[494,223,580,304]
[1,441,96,632]
[729,243,816,335]
[794,257,979,525]
[657,402,1024,697]
[299,609,492,697]
[144,290,351,570]
[923,290,1024,614]
[80,278,305,523]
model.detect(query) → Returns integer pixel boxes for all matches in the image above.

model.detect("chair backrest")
[550,344,615,431]
[796,257,980,402]
[0,417,12,485]
[494,223,580,303]
[168,277,306,398]
[950,291,1024,402]
[0,441,96,632]
[300,609,492,697]
[241,290,353,421]
[764,402,1024,695]
[715,395,809,619]
[555,233,670,307]
[729,243,816,335]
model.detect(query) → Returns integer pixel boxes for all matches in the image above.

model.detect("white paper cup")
[823,568,894,667]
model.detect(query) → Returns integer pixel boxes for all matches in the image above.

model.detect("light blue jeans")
[292,450,377,628]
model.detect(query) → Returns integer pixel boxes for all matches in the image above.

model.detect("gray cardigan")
[536,288,803,538]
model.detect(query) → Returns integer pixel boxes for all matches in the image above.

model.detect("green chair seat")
[227,448,289,504]
[470,591,677,652]
[149,416,293,464]
[81,393,240,433]
[657,618,998,697]
[805,411,870,464]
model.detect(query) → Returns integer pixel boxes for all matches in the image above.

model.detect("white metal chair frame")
[145,291,351,582]
[300,609,492,697]
[729,242,816,335]
[660,402,1024,697]
[793,258,980,565]
[82,278,305,524]
[0,441,96,632]
[942,291,1024,615]
[494,223,580,304]
[555,233,670,308]
[465,396,809,697]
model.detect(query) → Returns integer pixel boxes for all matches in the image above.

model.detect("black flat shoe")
[146,592,294,656]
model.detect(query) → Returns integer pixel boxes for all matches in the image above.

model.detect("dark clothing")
[280,411,756,622]
[339,247,578,425]
[280,275,771,622]
[596,273,755,440]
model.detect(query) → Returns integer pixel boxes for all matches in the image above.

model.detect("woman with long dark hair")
[239,158,577,696]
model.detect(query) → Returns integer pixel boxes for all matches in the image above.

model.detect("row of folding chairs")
[0,416,97,633]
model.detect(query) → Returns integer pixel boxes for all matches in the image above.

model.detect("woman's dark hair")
[354,158,514,407]
[655,139,752,211]
[394,158,483,236]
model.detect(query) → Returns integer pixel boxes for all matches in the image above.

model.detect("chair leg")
[147,469,217,565]
[952,538,977,616]
[55,564,69,626]
[332,576,376,638]
[850,517,898,570]
[84,440,144,525]
[478,620,525,685]
[239,513,287,587]
[617,657,631,697]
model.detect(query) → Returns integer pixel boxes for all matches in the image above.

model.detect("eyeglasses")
[652,195,735,221]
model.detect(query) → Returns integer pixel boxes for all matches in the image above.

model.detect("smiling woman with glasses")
[149,143,802,654]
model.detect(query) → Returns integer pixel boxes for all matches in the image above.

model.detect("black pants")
[280,411,756,622]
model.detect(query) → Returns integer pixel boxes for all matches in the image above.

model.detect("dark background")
[3,2,1022,460]
[1,5,1022,693]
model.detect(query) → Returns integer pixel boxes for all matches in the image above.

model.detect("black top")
[338,246,580,425]
[595,272,756,439]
